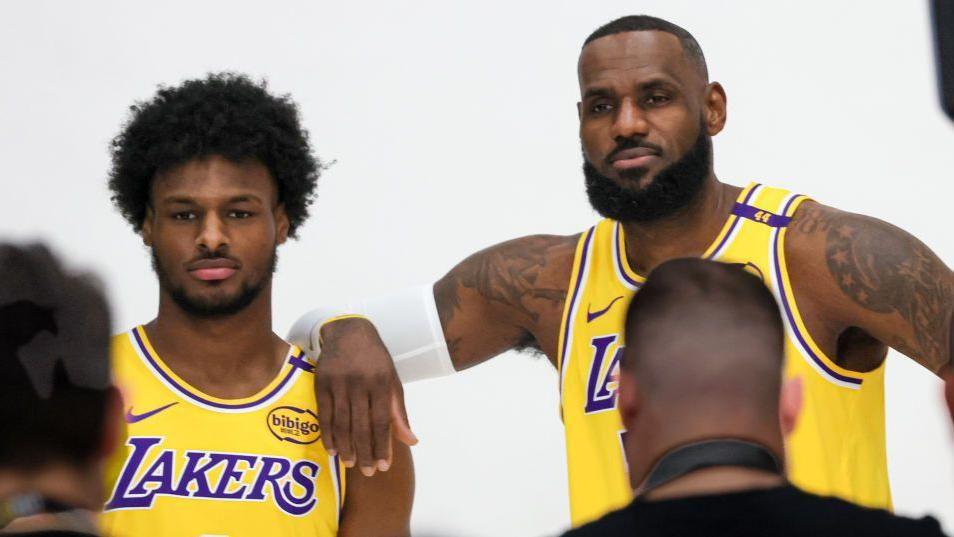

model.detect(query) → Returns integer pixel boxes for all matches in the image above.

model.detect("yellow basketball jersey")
[558,182,890,527]
[101,326,345,537]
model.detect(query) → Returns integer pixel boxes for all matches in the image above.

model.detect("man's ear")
[576,101,583,121]
[275,204,290,245]
[142,206,154,247]
[704,82,727,136]
[617,371,642,427]
[779,376,803,437]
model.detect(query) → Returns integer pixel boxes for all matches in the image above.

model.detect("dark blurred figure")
[561,258,947,537]
[932,0,954,120]
[0,244,119,536]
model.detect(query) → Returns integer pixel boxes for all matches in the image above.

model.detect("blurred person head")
[0,243,120,519]
[617,258,802,491]
[108,73,320,319]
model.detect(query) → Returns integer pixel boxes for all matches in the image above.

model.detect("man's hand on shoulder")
[311,233,578,478]
[787,201,953,374]
[315,317,416,477]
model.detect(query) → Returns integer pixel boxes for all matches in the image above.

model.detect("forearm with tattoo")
[433,234,576,366]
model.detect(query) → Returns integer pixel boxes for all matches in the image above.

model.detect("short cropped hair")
[583,15,708,80]
[623,258,783,372]
[621,259,785,414]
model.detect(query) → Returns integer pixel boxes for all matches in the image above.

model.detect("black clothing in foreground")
[560,485,947,537]
[2,530,96,537]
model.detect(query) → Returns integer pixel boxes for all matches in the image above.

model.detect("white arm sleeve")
[286,285,456,383]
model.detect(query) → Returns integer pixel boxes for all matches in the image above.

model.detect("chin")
[614,170,657,190]
[182,285,235,303]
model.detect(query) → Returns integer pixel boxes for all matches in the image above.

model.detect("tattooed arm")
[786,201,954,374]
[434,234,579,369]
[307,233,578,476]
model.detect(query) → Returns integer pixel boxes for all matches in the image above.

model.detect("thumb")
[391,388,418,446]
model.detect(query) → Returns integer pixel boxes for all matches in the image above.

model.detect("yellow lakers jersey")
[102,326,344,537]
[558,182,889,527]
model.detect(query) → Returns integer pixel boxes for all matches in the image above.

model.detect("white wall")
[1,1,951,535]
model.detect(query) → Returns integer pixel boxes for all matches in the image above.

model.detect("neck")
[620,176,741,275]
[628,422,786,496]
[0,463,101,512]
[146,283,286,399]
[642,466,785,501]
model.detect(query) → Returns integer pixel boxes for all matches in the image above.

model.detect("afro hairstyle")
[108,72,320,238]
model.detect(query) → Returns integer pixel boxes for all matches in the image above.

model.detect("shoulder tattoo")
[797,204,953,368]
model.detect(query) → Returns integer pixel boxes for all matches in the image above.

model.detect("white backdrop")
[1,1,952,535]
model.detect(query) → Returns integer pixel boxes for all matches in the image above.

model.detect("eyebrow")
[582,86,614,100]
[226,195,264,204]
[158,194,265,206]
[161,196,198,206]
[637,78,679,91]
[582,75,682,100]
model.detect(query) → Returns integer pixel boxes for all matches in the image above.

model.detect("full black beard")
[584,126,713,223]
[151,249,277,318]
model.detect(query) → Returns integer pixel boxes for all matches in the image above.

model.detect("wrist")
[318,314,374,345]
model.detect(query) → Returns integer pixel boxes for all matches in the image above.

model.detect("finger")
[390,385,418,446]
[331,381,354,467]
[351,388,376,477]
[370,383,392,470]
[315,377,337,456]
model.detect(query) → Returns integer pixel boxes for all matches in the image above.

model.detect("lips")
[609,146,660,171]
[187,258,240,282]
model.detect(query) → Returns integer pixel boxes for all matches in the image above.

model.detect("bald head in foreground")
[562,258,948,537]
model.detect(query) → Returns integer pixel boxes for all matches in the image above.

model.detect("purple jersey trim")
[772,197,863,386]
[333,454,343,518]
[559,227,596,388]
[613,223,642,289]
[289,354,315,372]
[707,183,759,259]
[613,183,759,281]
[732,202,793,228]
[132,328,304,409]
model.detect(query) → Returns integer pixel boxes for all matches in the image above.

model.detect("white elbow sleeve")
[288,285,455,383]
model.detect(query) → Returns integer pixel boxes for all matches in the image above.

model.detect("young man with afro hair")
[101,73,413,537]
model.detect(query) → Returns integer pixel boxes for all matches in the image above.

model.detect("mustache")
[604,138,664,166]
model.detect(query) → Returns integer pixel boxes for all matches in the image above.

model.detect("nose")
[611,98,649,141]
[195,213,229,254]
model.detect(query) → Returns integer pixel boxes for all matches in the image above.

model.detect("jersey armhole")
[774,195,879,388]
[556,227,596,381]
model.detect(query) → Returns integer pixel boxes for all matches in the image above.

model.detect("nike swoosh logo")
[125,402,178,424]
[587,295,624,323]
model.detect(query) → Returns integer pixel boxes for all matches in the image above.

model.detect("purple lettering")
[173,451,219,498]
[585,335,623,413]
[104,438,320,516]
[246,456,291,501]
[274,461,319,515]
[128,449,176,497]
[211,453,257,499]
[105,436,163,510]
